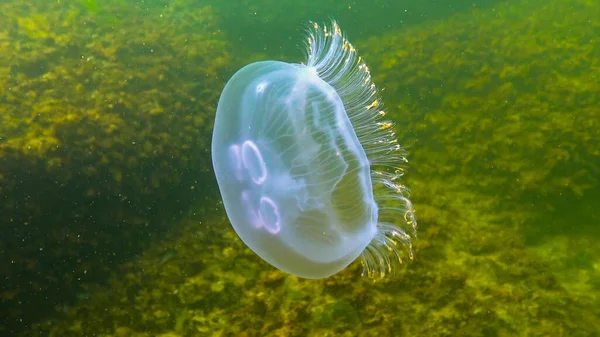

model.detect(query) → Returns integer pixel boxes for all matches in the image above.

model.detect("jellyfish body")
[212,21,416,279]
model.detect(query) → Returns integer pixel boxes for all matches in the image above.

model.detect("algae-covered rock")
[361,0,599,201]
[30,188,599,337]
[0,0,231,333]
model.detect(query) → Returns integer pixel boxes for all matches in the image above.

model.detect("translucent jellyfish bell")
[212,21,416,279]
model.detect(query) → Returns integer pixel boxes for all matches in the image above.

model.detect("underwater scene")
[0,0,598,336]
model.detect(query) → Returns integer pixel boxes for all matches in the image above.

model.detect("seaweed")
[0,0,231,334]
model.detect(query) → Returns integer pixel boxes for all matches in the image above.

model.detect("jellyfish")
[211,21,416,279]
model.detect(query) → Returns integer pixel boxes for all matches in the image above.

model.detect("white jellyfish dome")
[212,21,416,279]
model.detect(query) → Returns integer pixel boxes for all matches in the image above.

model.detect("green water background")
[0,0,598,336]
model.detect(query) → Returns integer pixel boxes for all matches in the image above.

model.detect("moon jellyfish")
[212,21,416,279]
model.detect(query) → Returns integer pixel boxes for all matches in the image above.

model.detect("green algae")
[362,0,599,201]
[0,0,231,333]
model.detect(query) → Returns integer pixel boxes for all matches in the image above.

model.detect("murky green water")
[1,0,598,336]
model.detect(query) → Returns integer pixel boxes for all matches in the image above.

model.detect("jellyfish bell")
[211,20,416,279]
